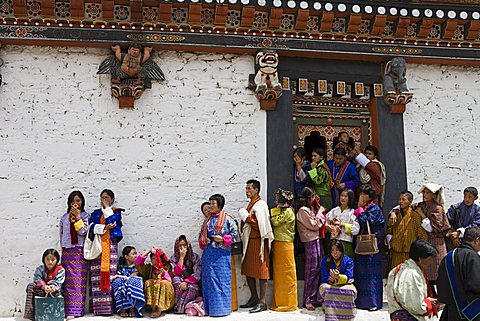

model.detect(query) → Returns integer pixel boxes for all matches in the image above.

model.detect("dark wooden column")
[376,97,408,212]
[266,90,294,208]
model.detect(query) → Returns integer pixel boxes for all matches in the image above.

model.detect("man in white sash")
[238,179,274,313]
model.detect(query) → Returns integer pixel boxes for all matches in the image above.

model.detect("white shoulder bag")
[83,223,102,260]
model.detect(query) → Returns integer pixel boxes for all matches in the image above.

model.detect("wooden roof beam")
[130,0,143,22]
[214,5,228,25]
[346,13,362,33]
[466,21,480,40]
[101,0,115,20]
[294,10,309,30]
[188,3,202,25]
[69,0,84,19]
[269,8,283,29]
[12,0,27,17]
[443,20,458,39]
[395,17,410,37]
[241,6,255,28]
[417,18,434,37]
[159,3,172,24]
[370,15,387,35]
[319,11,334,32]
[40,0,55,18]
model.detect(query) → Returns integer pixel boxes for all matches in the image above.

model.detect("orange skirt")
[241,238,270,279]
[270,241,298,311]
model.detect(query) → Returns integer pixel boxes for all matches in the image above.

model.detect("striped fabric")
[172,277,200,314]
[425,233,447,281]
[319,283,357,321]
[61,246,88,317]
[90,238,118,315]
[111,275,145,316]
[303,238,324,307]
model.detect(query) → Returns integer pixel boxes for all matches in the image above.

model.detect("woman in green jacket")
[308,147,334,211]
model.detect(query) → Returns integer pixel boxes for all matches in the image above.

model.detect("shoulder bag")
[83,223,102,260]
[355,220,379,255]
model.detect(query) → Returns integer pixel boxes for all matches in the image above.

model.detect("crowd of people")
[23,132,480,321]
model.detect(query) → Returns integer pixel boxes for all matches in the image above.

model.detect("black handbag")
[230,218,243,255]
[230,241,243,255]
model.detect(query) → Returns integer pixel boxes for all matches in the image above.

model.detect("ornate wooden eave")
[1,0,480,65]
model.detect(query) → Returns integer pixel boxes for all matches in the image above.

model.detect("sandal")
[305,304,315,311]
[119,310,129,317]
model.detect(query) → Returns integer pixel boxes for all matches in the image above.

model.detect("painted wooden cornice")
[1,0,480,64]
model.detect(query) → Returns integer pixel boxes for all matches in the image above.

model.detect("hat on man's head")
[418,183,445,207]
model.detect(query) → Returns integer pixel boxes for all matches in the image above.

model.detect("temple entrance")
[293,95,373,161]
[266,58,408,280]
[290,94,375,280]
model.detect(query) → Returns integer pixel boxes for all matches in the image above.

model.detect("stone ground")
[3,305,391,321]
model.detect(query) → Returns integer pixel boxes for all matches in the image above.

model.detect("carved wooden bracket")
[97,44,165,108]
[255,88,283,111]
[250,50,283,111]
[111,82,145,109]
[384,92,413,114]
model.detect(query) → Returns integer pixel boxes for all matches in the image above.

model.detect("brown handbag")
[355,220,379,255]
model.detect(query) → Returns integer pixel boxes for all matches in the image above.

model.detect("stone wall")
[404,64,480,206]
[0,46,265,316]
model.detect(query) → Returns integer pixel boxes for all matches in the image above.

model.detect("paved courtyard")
[4,305,391,321]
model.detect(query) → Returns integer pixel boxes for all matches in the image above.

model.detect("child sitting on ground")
[24,249,65,321]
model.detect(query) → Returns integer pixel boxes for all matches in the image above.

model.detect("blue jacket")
[88,208,123,242]
[320,255,354,284]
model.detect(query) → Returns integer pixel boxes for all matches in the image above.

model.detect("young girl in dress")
[111,246,146,317]
[24,249,65,321]
[296,187,326,310]
[135,246,175,318]
[325,189,360,258]
[319,240,357,321]
[59,190,89,319]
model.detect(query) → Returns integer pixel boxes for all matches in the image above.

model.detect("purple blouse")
[59,211,90,249]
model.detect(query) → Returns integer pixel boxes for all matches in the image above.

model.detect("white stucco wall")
[404,64,480,205]
[0,45,267,316]
[2,45,479,317]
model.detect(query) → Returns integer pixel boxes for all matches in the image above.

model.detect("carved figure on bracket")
[97,44,165,108]
[251,50,283,111]
[383,57,413,113]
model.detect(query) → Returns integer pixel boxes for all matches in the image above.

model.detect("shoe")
[249,303,267,313]
[368,307,380,312]
[240,297,259,309]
